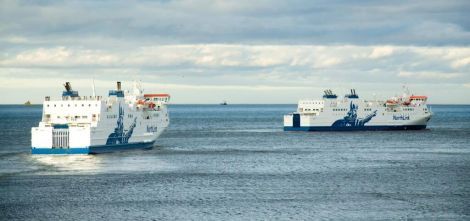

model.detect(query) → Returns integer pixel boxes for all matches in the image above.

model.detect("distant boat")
[220,101,228,105]
[24,100,32,106]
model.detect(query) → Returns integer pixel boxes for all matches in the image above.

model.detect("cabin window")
[82,116,87,119]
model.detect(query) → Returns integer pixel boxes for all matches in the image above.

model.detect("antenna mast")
[92,78,96,97]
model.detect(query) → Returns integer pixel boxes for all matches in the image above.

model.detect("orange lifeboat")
[410,95,427,100]
[386,99,398,105]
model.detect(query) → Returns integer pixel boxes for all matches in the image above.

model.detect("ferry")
[284,88,432,131]
[31,81,170,154]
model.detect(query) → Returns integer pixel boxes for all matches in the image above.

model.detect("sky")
[0,0,469,104]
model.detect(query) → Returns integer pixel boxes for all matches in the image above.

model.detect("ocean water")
[1,104,469,220]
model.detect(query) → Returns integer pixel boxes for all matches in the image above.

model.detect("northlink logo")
[393,114,410,120]
[331,102,377,128]
[106,104,137,145]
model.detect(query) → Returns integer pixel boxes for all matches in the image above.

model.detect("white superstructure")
[284,88,432,131]
[31,81,170,154]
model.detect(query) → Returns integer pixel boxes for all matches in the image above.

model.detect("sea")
[1,104,469,220]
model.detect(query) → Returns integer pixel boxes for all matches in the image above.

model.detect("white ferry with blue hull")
[284,89,432,131]
[31,81,170,154]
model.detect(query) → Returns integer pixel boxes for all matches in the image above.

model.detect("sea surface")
[1,104,469,220]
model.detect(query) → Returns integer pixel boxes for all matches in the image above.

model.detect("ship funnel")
[64,82,72,92]
[117,81,121,90]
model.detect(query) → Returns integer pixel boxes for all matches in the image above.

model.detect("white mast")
[92,78,96,97]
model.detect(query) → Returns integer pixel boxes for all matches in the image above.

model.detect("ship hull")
[89,141,154,154]
[31,141,155,154]
[284,125,427,131]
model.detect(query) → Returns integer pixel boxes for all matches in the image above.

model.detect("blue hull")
[31,148,90,154]
[284,125,427,131]
[89,141,154,154]
[31,141,154,154]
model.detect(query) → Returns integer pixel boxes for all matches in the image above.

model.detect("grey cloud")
[1,0,469,47]
[1,1,470,104]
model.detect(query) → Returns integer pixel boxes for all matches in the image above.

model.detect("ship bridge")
[41,82,103,127]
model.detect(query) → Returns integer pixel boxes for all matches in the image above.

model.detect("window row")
[47,103,98,107]
[107,114,117,119]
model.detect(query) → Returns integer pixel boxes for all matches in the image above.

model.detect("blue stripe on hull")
[284,125,427,131]
[31,142,155,154]
[31,148,89,154]
[89,141,155,154]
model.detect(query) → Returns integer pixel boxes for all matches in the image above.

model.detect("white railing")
[52,129,69,148]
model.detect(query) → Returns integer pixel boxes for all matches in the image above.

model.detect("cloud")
[2,45,468,73]
[1,47,119,67]
[451,57,470,69]
[1,1,470,103]
[369,46,395,59]
[1,0,469,46]
[397,71,462,79]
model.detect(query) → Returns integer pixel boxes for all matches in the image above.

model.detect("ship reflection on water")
[32,155,102,174]
[31,151,176,174]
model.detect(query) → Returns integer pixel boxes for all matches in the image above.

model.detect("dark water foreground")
[1,105,469,220]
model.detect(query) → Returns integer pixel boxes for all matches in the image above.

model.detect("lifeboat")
[386,99,398,106]
[410,95,427,99]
